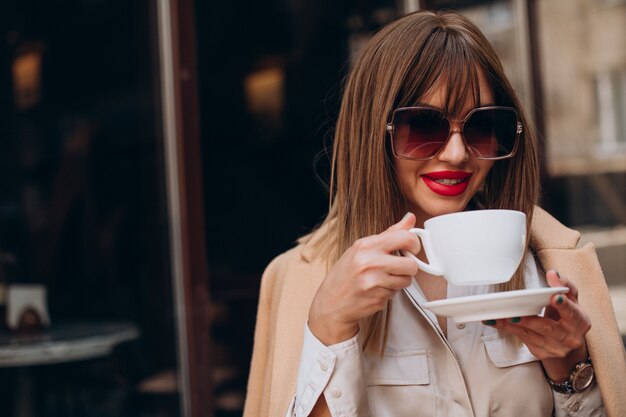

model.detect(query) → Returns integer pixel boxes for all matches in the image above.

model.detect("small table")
[0,322,139,367]
[0,322,140,417]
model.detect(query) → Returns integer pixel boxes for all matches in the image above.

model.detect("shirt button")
[319,362,328,372]
[456,323,466,329]
[331,388,342,399]
[571,402,580,412]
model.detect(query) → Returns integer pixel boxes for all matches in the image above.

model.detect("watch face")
[573,363,594,392]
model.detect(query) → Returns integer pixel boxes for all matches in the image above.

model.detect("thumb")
[545,270,561,288]
[388,212,416,231]
[544,270,563,320]
[546,269,577,302]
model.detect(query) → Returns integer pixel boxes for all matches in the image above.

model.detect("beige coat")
[243,207,626,417]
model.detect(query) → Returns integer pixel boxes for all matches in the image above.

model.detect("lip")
[422,170,472,197]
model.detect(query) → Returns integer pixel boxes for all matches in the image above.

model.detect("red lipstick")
[422,171,472,197]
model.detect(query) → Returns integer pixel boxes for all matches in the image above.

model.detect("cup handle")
[402,228,444,276]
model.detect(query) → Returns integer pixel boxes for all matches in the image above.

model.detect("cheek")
[477,160,495,180]
[393,159,426,185]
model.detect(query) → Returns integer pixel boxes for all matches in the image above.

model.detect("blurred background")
[0,0,624,416]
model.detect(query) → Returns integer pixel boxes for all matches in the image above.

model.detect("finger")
[362,272,412,291]
[380,254,420,276]
[487,319,557,355]
[377,229,421,255]
[499,320,546,344]
[549,294,590,334]
[507,314,588,356]
[494,323,555,358]
[364,286,400,310]
[545,269,561,288]
[505,316,571,345]
[558,276,578,302]
[387,212,416,231]
[379,275,414,291]
[546,270,578,301]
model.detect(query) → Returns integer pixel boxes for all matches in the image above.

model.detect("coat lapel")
[532,207,626,417]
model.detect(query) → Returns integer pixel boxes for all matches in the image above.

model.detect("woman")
[243,10,626,417]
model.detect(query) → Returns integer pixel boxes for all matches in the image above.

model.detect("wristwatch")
[546,357,595,394]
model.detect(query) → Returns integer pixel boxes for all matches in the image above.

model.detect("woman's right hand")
[308,212,421,345]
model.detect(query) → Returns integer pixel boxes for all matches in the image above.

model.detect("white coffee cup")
[403,210,526,286]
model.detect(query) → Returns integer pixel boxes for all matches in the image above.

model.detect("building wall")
[538,0,626,174]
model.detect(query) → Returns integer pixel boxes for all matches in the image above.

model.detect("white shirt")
[287,256,605,417]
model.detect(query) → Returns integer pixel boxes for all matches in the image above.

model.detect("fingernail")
[402,212,411,220]
[555,270,561,280]
[556,295,564,304]
[482,320,496,326]
[509,317,521,323]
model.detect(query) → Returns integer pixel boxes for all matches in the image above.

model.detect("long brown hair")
[307,10,540,354]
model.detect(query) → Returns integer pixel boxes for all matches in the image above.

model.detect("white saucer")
[422,287,569,324]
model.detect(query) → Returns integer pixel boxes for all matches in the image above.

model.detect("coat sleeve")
[243,253,285,417]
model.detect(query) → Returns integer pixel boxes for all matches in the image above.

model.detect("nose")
[437,127,470,164]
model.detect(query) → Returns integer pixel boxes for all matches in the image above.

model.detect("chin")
[426,205,465,218]
[413,197,472,222]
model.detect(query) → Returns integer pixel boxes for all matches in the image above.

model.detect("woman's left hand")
[485,270,591,382]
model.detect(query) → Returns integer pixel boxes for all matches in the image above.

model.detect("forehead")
[418,69,495,116]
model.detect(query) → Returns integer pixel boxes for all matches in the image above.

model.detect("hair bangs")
[439,34,484,117]
[396,28,487,118]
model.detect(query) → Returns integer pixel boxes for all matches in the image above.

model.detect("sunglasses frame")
[386,105,523,161]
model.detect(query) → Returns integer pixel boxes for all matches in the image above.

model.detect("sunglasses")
[386,106,523,160]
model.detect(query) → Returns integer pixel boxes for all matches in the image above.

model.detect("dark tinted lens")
[392,109,449,159]
[464,108,517,158]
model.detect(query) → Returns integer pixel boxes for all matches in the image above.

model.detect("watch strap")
[547,375,576,394]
